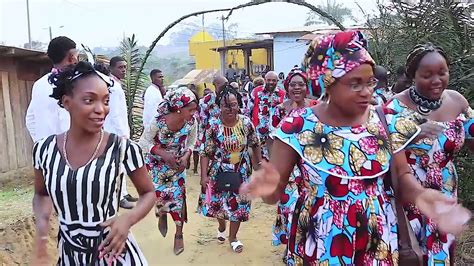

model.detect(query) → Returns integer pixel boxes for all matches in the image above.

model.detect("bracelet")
[38,235,49,241]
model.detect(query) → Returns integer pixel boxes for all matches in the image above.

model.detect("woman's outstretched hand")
[239,161,280,199]
[415,188,471,235]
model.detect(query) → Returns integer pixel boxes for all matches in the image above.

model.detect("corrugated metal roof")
[296,26,371,42]
[0,45,49,61]
[257,25,369,36]
[213,39,273,52]
[255,25,333,35]
[172,69,220,86]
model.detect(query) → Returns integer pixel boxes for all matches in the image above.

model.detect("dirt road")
[0,170,285,265]
[130,171,285,265]
[3,170,474,265]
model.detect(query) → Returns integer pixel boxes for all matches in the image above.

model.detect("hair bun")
[48,61,97,107]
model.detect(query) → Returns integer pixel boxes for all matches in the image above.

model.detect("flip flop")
[217,229,226,244]
[230,240,243,253]
[174,234,184,255]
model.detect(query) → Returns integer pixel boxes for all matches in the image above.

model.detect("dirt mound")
[0,217,57,265]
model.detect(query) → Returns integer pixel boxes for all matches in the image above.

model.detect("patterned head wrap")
[283,66,308,92]
[156,87,197,117]
[303,30,375,97]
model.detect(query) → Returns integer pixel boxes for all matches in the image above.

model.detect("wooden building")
[0,45,51,174]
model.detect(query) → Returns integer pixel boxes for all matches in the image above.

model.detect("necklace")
[63,129,104,170]
[409,86,443,115]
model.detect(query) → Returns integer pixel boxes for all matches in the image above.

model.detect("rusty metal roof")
[213,39,274,52]
[172,69,220,86]
[0,45,50,62]
[296,26,371,42]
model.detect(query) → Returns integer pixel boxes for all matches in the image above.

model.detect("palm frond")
[120,34,147,140]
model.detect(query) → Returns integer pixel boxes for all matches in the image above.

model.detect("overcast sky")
[0,0,379,49]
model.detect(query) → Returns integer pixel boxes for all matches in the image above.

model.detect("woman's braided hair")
[216,85,243,109]
[405,42,449,80]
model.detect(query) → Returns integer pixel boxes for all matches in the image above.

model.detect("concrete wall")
[273,33,309,75]
[188,31,268,72]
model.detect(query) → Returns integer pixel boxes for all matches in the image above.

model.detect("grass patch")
[0,186,34,228]
[0,187,31,201]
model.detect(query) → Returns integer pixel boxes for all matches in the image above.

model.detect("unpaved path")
[2,169,474,265]
[130,171,285,265]
[0,170,285,265]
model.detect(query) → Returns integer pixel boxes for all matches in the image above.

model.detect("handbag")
[375,106,423,266]
[215,151,245,192]
[205,183,212,204]
[216,171,243,192]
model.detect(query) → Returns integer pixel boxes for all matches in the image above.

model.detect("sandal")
[216,228,226,244]
[174,234,184,255]
[230,240,243,253]
[158,215,168,237]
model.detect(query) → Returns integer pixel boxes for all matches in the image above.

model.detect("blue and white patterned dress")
[272,106,420,265]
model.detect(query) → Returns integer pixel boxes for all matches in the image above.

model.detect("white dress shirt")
[142,84,164,128]
[25,72,71,142]
[104,75,130,138]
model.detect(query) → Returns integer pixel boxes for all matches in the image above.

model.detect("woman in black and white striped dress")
[31,62,155,265]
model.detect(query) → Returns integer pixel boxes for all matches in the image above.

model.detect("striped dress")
[33,134,148,265]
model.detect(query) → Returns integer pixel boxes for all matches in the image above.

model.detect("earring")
[177,110,181,114]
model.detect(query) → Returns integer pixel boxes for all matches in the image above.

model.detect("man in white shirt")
[25,36,78,142]
[143,69,165,128]
[106,56,137,209]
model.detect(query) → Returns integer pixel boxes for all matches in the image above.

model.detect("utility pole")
[43,25,63,41]
[220,15,227,75]
[221,15,226,47]
[26,0,32,48]
[202,14,205,42]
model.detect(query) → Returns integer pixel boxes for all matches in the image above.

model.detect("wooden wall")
[0,57,50,173]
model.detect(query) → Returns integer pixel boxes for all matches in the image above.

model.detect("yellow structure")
[188,31,268,73]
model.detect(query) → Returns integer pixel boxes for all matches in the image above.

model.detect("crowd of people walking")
[29,30,473,265]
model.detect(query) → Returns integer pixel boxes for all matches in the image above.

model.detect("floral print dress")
[197,115,259,222]
[140,116,197,226]
[270,101,318,246]
[386,98,474,265]
[373,88,394,105]
[240,90,252,118]
[251,86,286,159]
[195,92,220,151]
[273,106,420,265]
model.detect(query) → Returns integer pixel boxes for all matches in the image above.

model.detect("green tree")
[305,0,352,26]
[361,0,473,204]
[359,1,473,260]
